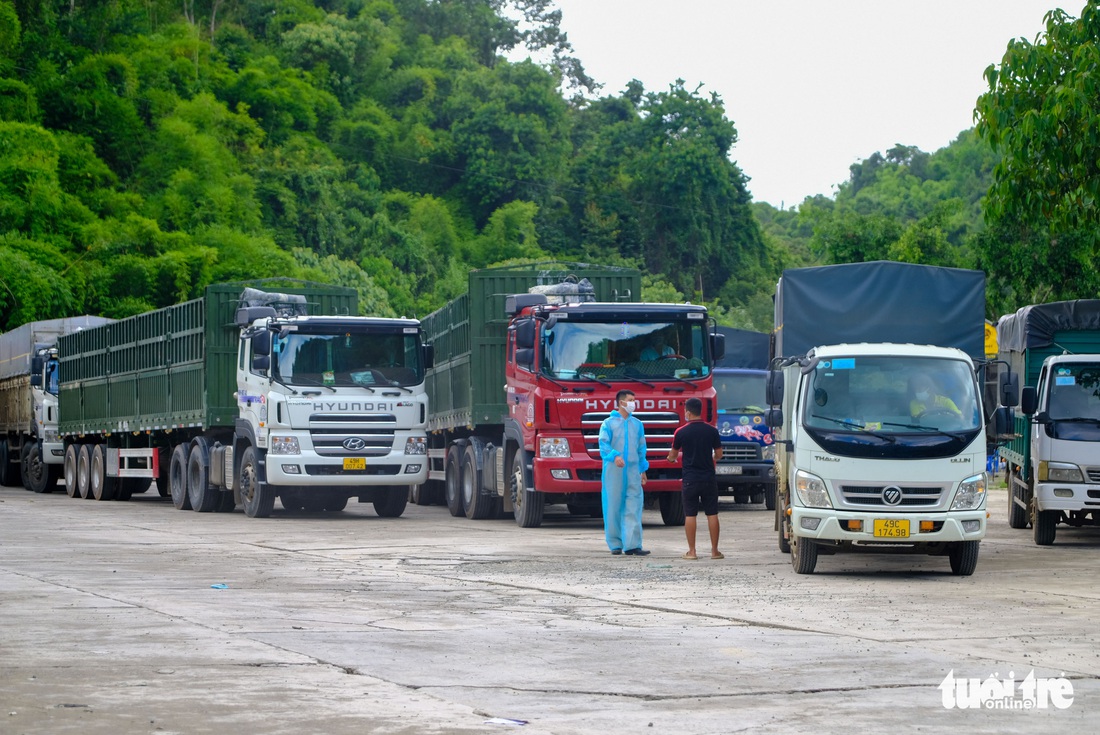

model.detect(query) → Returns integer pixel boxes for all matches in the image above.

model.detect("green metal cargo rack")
[422,263,641,432]
[58,282,357,437]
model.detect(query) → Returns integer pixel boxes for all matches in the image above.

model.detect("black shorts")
[682,479,718,517]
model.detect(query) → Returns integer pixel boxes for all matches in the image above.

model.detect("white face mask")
[623,400,637,414]
[915,390,931,402]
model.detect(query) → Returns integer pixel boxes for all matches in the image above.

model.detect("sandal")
[681,552,698,560]
[710,551,725,560]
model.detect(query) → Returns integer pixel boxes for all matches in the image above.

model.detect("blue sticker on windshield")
[831,358,856,370]
[1055,376,1076,386]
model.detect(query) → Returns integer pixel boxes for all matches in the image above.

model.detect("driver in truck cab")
[908,374,963,420]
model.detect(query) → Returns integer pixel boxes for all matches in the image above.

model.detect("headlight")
[951,473,987,510]
[404,437,427,455]
[539,437,571,458]
[1039,461,1083,483]
[795,470,832,508]
[43,428,60,443]
[761,444,776,462]
[269,436,301,455]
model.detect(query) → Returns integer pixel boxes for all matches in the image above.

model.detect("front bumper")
[264,450,427,487]
[1035,482,1100,513]
[42,440,65,464]
[790,506,986,544]
[533,455,682,493]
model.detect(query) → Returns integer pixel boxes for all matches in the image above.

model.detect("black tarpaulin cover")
[713,327,770,369]
[997,300,1100,352]
[775,261,986,359]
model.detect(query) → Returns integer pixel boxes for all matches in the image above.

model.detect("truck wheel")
[169,444,192,510]
[463,445,493,520]
[0,439,20,487]
[116,478,140,502]
[77,445,92,499]
[659,492,686,526]
[948,541,980,576]
[791,536,818,574]
[64,444,79,497]
[323,492,349,512]
[1033,508,1058,546]
[510,449,543,528]
[154,466,170,498]
[240,446,274,518]
[1007,469,1028,529]
[90,445,118,501]
[19,441,31,490]
[764,485,776,511]
[281,489,305,511]
[751,492,765,504]
[187,444,218,512]
[374,486,408,518]
[777,496,791,554]
[444,445,465,517]
[24,442,55,494]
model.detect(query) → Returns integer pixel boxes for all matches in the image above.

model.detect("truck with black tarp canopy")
[997,299,1100,544]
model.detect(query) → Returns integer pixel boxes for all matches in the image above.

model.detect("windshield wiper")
[573,374,613,388]
[270,377,298,395]
[722,405,766,413]
[291,377,337,393]
[660,374,699,389]
[877,420,967,438]
[617,375,656,388]
[1053,416,1100,424]
[810,414,895,443]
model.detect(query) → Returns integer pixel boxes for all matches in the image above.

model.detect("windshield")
[541,320,711,381]
[272,330,423,388]
[803,355,981,434]
[714,372,767,413]
[1043,363,1100,441]
[45,360,59,396]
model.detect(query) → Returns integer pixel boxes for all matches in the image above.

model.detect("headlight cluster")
[951,473,987,511]
[795,470,832,508]
[404,437,427,455]
[269,436,301,455]
[539,437,570,458]
[42,428,60,443]
[761,444,776,462]
[1039,461,1083,483]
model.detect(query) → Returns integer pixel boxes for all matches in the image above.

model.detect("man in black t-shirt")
[668,397,724,560]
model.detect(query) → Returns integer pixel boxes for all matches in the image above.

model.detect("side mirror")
[766,407,784,429]
[422,343,434,370]
[515,319,536,350]
[30,355,44,374]
[515,348,535,371]
[710,332,726,361]
[30,374,42,388]
[766,370,784,406]
[252,330,271,357]
[1020,385,1038,415]
[999,371,1019,408]
[252,354,270,373]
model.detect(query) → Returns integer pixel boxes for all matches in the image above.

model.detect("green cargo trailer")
[55,280,432,518]
[423,263,640,432]
[997,300,1100,544]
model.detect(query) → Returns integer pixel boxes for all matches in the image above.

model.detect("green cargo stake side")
[56,280,433,518]
[997,300,1100,545]
[418,262,725,529]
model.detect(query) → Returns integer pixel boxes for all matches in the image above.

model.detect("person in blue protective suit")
[599,389,650,556]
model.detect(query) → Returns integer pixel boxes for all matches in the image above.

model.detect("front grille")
[309,413,396,457]
[580,411,681,461]
[1086,467,1100,483]
[304,464,401,476]
[839,484,944,507]
[718,443,759,462]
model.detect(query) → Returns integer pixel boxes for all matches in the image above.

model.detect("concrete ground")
[1,482,1098,734]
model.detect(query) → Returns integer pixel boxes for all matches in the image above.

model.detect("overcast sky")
[547,0,1069,209]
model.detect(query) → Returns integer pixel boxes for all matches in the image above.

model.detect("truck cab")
[713,367,776,509]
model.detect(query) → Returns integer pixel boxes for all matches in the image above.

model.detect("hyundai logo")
[342,437,367,451]
[882,486,903,506]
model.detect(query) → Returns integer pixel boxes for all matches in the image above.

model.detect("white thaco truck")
[767,262,1016,575]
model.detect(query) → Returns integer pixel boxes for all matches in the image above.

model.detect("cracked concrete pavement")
[1,483,1098,734]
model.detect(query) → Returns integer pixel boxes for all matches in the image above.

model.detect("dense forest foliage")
[0,0,1095,332]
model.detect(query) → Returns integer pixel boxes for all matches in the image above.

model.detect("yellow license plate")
[873,519,910,538]
[343,457,366,471]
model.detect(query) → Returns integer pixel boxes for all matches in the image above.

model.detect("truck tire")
[77,444,92,499]
[1033,508,1058,546]
[240,446,274,518]
[791,536,818,574]
[187,443,219,512]
[374,486,408,518]
[948,541,980,576]
[659,492,686,526]
[323,491,349,512]
[90,444,118,501]
[0,439,21,487]
[1007,469,1028,529]
[510,449,543,528]
[280,489,305,511]
[19,441,31,490]
[777,496,791,554]
[64,444,79,497]
[444,445,465,517]
[169,444,192,510]
[463,444,493,520]
[24,442,57,494]
[764,485,776,511]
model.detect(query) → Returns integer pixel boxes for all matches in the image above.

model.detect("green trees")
[975,4,1100,315]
